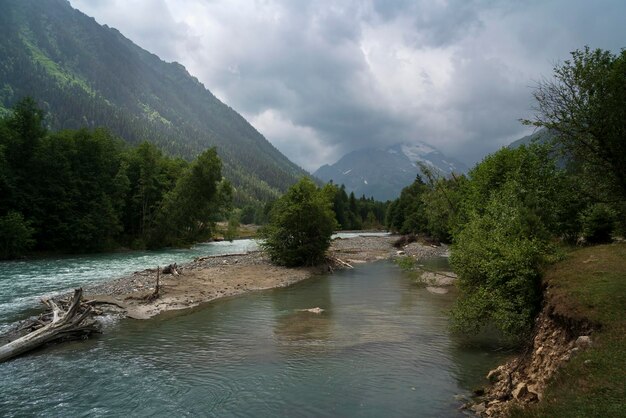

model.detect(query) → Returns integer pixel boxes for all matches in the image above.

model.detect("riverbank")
[84,235,446,320]
[471,243,626,417]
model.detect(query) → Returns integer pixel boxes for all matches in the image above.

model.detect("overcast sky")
[69,0,626,171]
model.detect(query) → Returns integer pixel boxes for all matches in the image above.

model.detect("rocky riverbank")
[465,246,609,417]
[467,303,594,417]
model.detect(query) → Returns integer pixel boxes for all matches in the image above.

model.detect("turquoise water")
[0,253,504,417]
[0,240,257,328]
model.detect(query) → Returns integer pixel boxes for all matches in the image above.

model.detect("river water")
[0,237,504,417]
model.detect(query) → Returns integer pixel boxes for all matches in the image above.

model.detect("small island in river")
[84,235,448,320]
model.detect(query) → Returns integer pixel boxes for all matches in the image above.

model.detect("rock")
[575,335,592,348]
[426,286,448,294]
[486,367,503,382]
[300,307,324,314]
[527,384,541,401]
[396,250,406,255]
[471,403,486,414]
[512,383,528,400]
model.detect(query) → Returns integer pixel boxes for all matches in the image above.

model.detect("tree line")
[237,182,388,229]
[386,47,626,342]
[0,98,232,259]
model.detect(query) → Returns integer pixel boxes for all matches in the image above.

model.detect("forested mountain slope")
[0,0,308,204]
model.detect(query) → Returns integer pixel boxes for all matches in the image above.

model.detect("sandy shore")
[84,235,448,320]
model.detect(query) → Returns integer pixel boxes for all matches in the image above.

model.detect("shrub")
[260,178,337,267]
[0,211,35,259]
[580,203,617,244]
[450,185,548,340]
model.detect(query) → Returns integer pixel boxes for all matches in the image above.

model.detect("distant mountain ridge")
[314,142,468,201]
[508,128,554,149]
[0,0,308,204]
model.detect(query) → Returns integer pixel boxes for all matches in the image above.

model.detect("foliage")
[0,0,308,206]
[509,244,626,418]
[224,213,240,241]
[0,211,35,259]
[154,149,230,247]
[260,178,337,267]
[395,256,416,270]
[239,205,256,224]
[580,203,617,244]
[450,184,548,340]
[524,46,626,227]
[0,98,232,258]
[322,183,387,230]
[385,176,428,234]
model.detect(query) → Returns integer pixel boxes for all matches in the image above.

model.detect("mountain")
[314,142,468,201]
[508,128,554,148]
[0,0,308,204]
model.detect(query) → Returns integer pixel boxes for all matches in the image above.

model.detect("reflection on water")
[0,261,506,417]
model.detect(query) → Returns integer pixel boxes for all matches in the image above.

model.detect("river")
[0,236,504,417]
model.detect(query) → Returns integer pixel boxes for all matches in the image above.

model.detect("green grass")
[19,30,94,95]
[394,255,417,270]
[510,243,626,417]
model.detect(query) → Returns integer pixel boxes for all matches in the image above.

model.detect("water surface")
[0,240,257,326]
[0,261,504,417]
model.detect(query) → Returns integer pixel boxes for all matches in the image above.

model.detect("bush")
[450,185,547,340]
[260,178,337,266]
[580,203,617,244]
[0,211,35,259]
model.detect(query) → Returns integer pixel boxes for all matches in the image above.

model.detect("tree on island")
[260,178,337,267]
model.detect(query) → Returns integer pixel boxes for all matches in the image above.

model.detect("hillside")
[477,243,626,417]
[508,128,554,148]
[0,0,308,204]
[314,142,467,201]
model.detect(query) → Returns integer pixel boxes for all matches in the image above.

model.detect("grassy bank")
[511,243,626,417]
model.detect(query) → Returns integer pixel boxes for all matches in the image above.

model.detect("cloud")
[247,109,338,172]
[69,0,626,169]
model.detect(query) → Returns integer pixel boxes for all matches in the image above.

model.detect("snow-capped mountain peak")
[314,141,468,201]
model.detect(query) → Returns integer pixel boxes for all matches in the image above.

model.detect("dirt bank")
[467,304,594,416]
[465,245,625,417]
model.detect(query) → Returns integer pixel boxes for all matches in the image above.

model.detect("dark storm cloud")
[69,0,626,171]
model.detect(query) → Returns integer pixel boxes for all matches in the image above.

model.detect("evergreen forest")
[0,0,308,206]
[0,98,232,259]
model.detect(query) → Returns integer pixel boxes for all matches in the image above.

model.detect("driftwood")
[329,256,353,269]
[144,266,161,302]
[125,266,162,303]
[162,263,179,275]
[0,288,100,363]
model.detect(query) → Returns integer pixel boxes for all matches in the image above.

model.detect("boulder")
[575,335,592,348]
[512,383,528,400]
[471,403,486,414]
[486,366,504,382]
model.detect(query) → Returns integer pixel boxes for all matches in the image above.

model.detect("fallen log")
[329,256,354,269]
[0,288,101,363]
